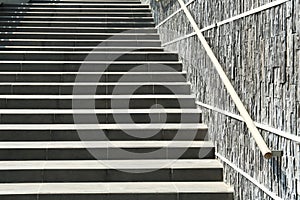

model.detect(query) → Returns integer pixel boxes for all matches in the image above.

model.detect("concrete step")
[0,51,177,61]
[0,140,215,160]
[30,0,141,2]
[0,94,196,109]
[0,72,187,82]
[0,121,207,141]
[0,32,159,40]
[0,182,234,200]
[0,39,161,47]
[0,21,155,27]
[0,11,152,17]
[0,159,223,182]
[0,16,154,22]
[0,46,164,52]
[0,82,191,95]
[0,130,207,142]
[4,4,149,8]
[0,108,201,124]
[0,7,152,12]
[0,62,182,72]
[0,26,158,33]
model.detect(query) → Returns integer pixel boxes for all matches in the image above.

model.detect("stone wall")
[142,0,300,199]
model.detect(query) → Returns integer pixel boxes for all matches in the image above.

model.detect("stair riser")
[0,63,182,72]
[0,85,191,95]
[0,34,159,40]
[0,74,187,82]
[30,0,141,3]
[0,148,215,160]
[0,53,177,61]
[4,5,149,8]
[0,99,196,109]
[0,41,161,47]
[0,168,223,183]
[0,8,151,12]
[0,113,201,124]
[0,48,164,52]
[0,22,155,28]
[0,12,153,17]
[0,27,157,33]
[0,129,207,141]
[0,18,154,22]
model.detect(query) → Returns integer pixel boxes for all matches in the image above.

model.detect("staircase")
[0,0,233,199]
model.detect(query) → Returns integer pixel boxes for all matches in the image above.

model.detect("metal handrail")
[176,0,272,159]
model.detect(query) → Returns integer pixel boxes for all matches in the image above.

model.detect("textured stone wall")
[142,0,300,199]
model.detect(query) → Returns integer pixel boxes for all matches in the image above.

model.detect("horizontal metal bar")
[177,0,272,159]
[196,101,300,144]
[155,0,195,28]
[162,32,196,47]
[217,0,289,26]
[216,153,283,200]
[162,0,289,46]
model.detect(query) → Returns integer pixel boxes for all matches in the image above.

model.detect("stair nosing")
[0,140,214,148]
[0,82,189,85]
[0,51,176,54]
[0,159,222,170]
[0,182,234,195]
[0,39,160,41]
[0,16,152,19]
[0,26,157,30]
[0,61,182,64]
[0,71,186,74]
[0,32,158,35]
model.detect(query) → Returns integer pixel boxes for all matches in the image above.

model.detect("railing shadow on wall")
[144,0,299,200]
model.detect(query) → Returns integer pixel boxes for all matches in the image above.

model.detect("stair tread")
[29,0,141,1]
[0,182,233,194]
[0,26,156,30]
[0,46,162,49]
[0,11,151,15]
[0,71,186,75]
[0,159,221,169]
[8,3,148,6]
[1,7,151,10]
[0,17,152,19]
[0,82,189,85]
[10,2,149,8]
[0,51,174,54]
[0,39,160,41]
[1,20,154,23]
[0,32,157,35]
[0,141,213,148]
[0,61,180,64]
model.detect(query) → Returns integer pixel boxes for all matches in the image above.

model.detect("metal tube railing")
[176,0,272,159]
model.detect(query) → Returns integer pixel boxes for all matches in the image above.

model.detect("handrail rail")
[176,0,272,159]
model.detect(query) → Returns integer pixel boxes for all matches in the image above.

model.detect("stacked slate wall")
[142,0,300,199]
